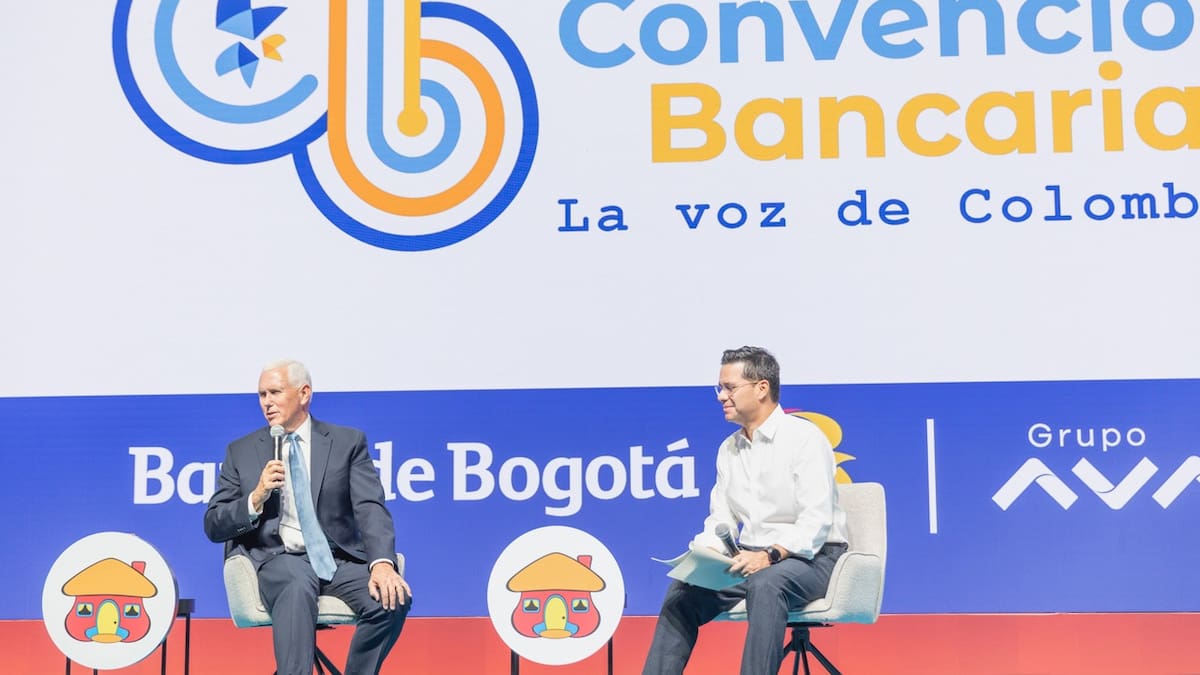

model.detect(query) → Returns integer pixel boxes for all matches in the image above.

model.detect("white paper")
[652,545,744,591]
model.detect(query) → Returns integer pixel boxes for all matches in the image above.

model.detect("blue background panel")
[3,378,1198,619]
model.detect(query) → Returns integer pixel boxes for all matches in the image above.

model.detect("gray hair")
[262,359,312,389]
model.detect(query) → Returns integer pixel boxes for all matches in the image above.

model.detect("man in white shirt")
[643,346,848,675]
[204,360,411,675]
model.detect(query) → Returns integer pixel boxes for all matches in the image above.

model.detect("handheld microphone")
[714,523,740,558]
[270,425,285,496]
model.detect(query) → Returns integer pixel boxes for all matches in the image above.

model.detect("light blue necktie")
[287,433,337,581]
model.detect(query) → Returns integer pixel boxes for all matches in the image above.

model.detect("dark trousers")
[643,544,845,675]
[258,553,409,675]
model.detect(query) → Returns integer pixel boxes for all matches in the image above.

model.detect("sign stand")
[509,638,614,675]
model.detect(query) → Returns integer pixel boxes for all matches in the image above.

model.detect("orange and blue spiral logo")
[113,0,538,251]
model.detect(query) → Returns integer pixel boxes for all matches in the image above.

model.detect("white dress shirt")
[248,416,393,571]
[691,405,848,559]
[247,416,312,554]
[278,417,313,553]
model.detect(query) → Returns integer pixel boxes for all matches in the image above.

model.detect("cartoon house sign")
[507,552,605,639]
[61,558,158,643]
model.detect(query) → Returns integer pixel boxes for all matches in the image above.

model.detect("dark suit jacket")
[203,418,396,567]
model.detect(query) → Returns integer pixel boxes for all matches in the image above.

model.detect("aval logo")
[992,456,1200,510]
[487,526,624,666]
[113,0,538,251]
[992,422,1200,510]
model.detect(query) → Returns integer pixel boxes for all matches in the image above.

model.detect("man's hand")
[368,562,412,611]
[251,460,286,511]
[728,550,772,577]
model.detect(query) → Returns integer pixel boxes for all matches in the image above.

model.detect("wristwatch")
[766,547,783,564]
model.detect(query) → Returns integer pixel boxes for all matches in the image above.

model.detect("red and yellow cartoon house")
[507,552,606,639]
[61,558,158,643]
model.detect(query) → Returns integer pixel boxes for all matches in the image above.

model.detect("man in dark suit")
[204,359,410,675]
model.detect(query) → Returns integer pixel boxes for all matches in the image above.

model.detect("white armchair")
[223,553,406,675]
[719,482,887,675]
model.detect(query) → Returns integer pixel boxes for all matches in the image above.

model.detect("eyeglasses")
[714,381,758,397]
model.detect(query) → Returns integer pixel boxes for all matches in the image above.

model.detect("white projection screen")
[4,0,1197,397]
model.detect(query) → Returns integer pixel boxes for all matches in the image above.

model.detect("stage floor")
[7,612,1200,674]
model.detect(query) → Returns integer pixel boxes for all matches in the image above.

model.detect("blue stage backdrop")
[4,0,1198,629]
[4,378,1198,620]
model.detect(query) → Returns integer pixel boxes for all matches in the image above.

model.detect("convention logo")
[112,0,538,251]
[42,532,179,669]
[486,526,624,666]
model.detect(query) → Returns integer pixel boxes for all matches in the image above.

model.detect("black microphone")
[714,523,740,558]
[270,425,285,496]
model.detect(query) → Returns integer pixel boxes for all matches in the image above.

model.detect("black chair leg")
[270,632,344,675]
[788,625,841,675]
[314,647,342,675]
[807,641,840,675]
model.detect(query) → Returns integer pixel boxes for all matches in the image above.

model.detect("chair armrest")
[814,551,884,623]
[223,554,271,628]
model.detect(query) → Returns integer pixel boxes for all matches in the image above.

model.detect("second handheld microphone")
[714,523,740,558]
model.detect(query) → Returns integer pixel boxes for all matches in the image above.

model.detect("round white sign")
[487,526,625,666]
[41,532,178,669]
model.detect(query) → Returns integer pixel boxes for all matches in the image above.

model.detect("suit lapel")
[256,428,275,467]
[309,418,333,506]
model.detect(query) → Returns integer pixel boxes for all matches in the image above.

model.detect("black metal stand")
[509,638,614,674]
[62,662,98,675]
